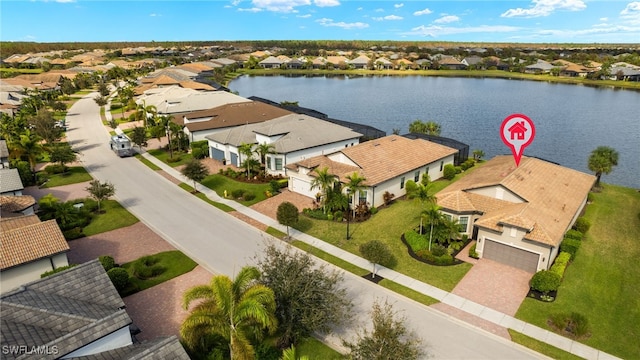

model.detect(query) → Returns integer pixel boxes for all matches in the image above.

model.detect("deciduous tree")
[276,201,299,238]
[359,240,396,278]
[181,158,209,192]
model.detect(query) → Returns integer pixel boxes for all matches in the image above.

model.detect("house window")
[510,227,517,237]
[440,161,444,171]
[425,166,429,178]
[400,177,405,189]
[266,156,272,170]
[275,158,283,171]
[414,170,420,182]
[458,216,469,232]
[359,190,367,205]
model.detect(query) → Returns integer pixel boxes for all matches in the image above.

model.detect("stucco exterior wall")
[0,254,69,294]
[476,226,552,271]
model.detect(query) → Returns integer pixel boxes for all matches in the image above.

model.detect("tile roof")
[1,214,41,231]
[1,260,131,360]
[180,101,293,132]
[0,218,69,270]
[0,194,36,213]
[436,155,595,246]
[207,114,363,154]
[0,168,24,194]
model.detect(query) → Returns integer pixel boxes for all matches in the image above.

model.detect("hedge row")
[549,251,571,279]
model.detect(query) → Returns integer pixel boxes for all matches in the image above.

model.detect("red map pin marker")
[500,113,536,167]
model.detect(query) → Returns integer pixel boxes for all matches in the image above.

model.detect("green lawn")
[134,153,162,170]
[148,148,193,167]
[121,250,198,297]
[297,337,346,360]
[508,330,584,360]
[515,184,640,359]
[40,166,93,188]
[82,199,139,236]
[201,174,271,206]
[178,182,235,212]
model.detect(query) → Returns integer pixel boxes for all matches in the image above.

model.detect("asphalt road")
[66,94,544,359]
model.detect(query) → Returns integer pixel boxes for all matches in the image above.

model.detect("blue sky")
[2,0,639,43]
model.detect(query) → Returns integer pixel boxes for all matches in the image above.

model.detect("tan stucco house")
[436,155,595,273]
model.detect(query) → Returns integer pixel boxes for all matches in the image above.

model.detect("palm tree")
[181,266,278,360]
[242,158,261,179]
[421,203,444,251]
[135,101,158,127]
[588,146,619,187]
[9,129,46,175]
[254,142,275,170]
[424,121,441,136]
[238,142,254,176]
[345,172,366,218]
[472,149,485,161]
[310,167,336,214]
[409,177,436,231]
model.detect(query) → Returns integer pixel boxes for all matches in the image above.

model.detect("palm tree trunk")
[429,222,434,251]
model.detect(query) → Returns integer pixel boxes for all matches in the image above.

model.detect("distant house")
[436,155,595,273]
[0,168,24,196]
[402,133,469,166]
[0,215,70,293]
[138,86,251,116]
[286,135,457,207]
[525,60,555,74]
[206,114,362,176]
[178,101,293,142]
[350,55,371,69]
[437,57,467,70]
[373,57,394,70]
[259,56,284,69]
[0,260,190,359]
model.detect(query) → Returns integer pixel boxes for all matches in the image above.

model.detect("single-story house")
[350,55,371,69]
[0,215,70,294]
[137,86,251,116]
[1,260,190,359]
[178,101,293,142]
[206,114,363,176]
[403,133,469,166]
[0,168,24,196]
[435,155,595,273]
[525,60,555,74]
[286,135,457,207]
[259,56,285,69]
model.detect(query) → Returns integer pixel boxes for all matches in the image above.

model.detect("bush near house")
[41,264,77,278]
[107,267,130,292]
[564,229,584,241]
[549,252,572,279]
[99,255,117,271]
[443,164,456,180]
[560,238,581,260]
[573,217,591,234]
[530,270,561,295]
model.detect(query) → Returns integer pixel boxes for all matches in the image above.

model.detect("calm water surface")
[230,75,639,189]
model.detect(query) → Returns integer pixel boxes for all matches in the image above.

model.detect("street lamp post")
[166,126,173,160]
[346,189,351,240]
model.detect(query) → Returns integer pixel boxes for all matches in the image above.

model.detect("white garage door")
[291,177,317,199]
[483,239,539,273]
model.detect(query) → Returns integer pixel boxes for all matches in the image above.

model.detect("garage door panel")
[291,178,316,198]
[483,239,539,273]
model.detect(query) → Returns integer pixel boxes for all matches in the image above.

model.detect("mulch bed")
[362,273,384,284]
[526,288,557,302]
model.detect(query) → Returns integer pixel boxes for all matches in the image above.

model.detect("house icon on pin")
[508,121,527,140]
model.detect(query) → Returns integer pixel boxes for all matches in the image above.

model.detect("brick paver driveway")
[250,189,314,220]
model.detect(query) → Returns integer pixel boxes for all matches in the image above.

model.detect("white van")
[110,134,133,157]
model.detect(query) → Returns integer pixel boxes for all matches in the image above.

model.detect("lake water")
[230,75,640,189]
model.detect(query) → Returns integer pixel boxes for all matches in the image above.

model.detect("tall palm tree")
[181,266,278,360]
[588,146,619,187]
[238,143,254,175]
[242,158,261,180]
[421,203,443,251]
[310,167,336,214]
[254,142,275,170]
[9,129,46,174]
[345,172,366,218]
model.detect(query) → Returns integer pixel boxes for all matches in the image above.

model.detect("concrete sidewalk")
[135,149,620,360]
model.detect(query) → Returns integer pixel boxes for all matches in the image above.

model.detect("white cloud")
[394,3,404,8]
[316,18,369,29]
[433,15,460,24]
[620,2,640,25]
[599,17,608,22]
[535,24,640,38]
[501,0,586,18]
[55,0,75,3]
[149,13,161,17]
[403,24,519,37]
[250,0,310,13]
[238,7,263,12]
[375,8,384,12]
[314,0,340,7]
[297,14,312,18]
[373,15,403,21]
[414,8,433,16]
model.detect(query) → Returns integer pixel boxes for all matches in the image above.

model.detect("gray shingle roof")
[1,260,131,360]
[0,168,24,194]
[1,139,11,158]
[69,336,190,360]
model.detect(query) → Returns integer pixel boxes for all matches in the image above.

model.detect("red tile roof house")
[286,135,457,207]
[0,215,70,294]
[435,155,595,273]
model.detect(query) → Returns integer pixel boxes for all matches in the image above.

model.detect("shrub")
[63,227,85,240]
[327,213,334,221]
[44,164,67,174]
[530,270,561,294]
[132,256,166,280]
[469,243,479,259]
[443,164,456,180]
[359,240,397,268]
[166,156,182,163]
[587,192,595,203]
[269,180,281,194]
[41,264,77,278]
[302,208,328,220]
[431,243,447,257]
[454,166,462,174]
[242,192,256,201]
[191,147,205,159]
[560,238,581,260]
[382,191,394,205]
[404,180,418,195]
[404,230,427,252]
[99,255,116,271]
[107,267,130,291]
[333,210,343,221]
[231,189,245,199]
[549,312,591,338]
[573,217,591,234]
[415,250,454,265]
[549,252,571,278]
[461,159,475,171]
[370,206,378,215]
[564,229,584,241]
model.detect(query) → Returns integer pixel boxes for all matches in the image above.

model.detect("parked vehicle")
[110,134,133,157]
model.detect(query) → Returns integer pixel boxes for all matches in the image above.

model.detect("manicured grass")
[201,174,271,206]
[135,153,161,170]
[292,241,370,276]
[40,166,93,188]
[515,184,640,359]
[178,182,235,212]
[82,199,139,236]
[378,279,439,306]
[297,337,346,360]
[265,226,287,239]
[508,330,584,360]
[148,148,193,167]
[121,250,198,296]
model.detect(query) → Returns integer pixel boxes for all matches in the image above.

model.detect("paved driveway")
[250,189,315,220]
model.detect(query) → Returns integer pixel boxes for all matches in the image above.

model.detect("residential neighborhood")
[0,41,638,360]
